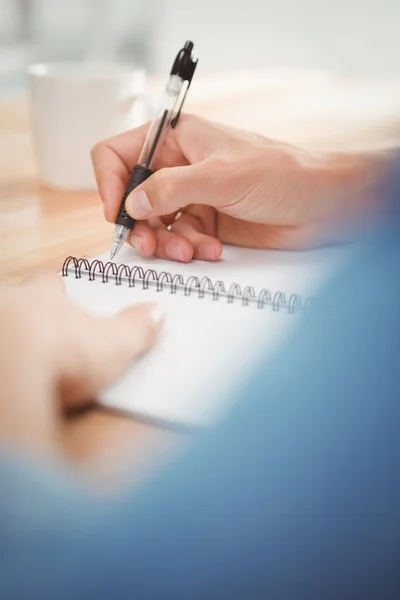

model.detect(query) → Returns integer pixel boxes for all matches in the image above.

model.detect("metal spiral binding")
[62,256,311,314]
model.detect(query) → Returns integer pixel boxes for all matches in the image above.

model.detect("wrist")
[0,357,58,456]
[306,150,396,221]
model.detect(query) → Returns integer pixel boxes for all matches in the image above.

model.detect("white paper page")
[62,244,350,427]
[65,274,291,427]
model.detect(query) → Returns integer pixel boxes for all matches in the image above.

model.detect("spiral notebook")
[61,244,347,428]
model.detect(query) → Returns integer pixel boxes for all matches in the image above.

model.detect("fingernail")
[126,190,152,219]
[149,303,164,326]
[198,244,215,260]
[166,243,184,261]
[129,233,143,253]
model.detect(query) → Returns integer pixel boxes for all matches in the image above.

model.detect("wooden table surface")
[1,69,400,488]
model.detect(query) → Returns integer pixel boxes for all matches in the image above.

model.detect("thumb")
[125,162,227,219]
[61,302,164,406]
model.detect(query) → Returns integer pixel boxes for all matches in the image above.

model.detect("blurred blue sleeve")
[1,228,400,599]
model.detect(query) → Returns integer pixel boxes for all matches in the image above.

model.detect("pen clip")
[170,41,198,129]
[171,82,190,129]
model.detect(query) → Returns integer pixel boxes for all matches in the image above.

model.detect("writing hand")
[92,114,388,262]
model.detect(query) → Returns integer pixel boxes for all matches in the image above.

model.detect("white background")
[1,0,400,96]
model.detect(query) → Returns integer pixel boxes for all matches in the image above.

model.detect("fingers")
[170,213,222,260]
[183,204,218,237]
[127,217,193,261]
[128,218,194,262]
[125,159,233,220]
[128,207,222,263]
[127,222,158,257]
[91,115,203,222]
[91,123,150,222]
[153,228,194,262]
[112,301,164,364]
[61,302,164,406]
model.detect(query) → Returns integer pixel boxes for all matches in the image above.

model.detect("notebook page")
[63,244,350,427]
[64,273,290,427]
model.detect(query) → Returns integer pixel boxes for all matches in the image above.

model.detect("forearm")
[0,288,57,456]
[0,332,58,457]
[317,148,400,217]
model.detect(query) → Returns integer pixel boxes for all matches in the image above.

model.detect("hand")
[92,114,390,262]
[0,275,163,455]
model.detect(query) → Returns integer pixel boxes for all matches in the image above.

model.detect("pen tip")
[110,224,129,261]
[110,237,123,260]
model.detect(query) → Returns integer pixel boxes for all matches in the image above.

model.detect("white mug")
[28,62,150,190]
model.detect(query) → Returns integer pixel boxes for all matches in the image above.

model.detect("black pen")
[110,40,198,260]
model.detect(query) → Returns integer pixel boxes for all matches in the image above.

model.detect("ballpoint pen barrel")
[138,75,184,170]
[115,164,153,228]
[114,75,184,230]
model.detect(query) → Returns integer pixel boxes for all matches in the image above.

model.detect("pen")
[110,40,198,260]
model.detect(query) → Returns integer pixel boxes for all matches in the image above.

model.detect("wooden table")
[1,69,399,489]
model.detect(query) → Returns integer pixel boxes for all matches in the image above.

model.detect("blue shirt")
[1,226,400,599]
